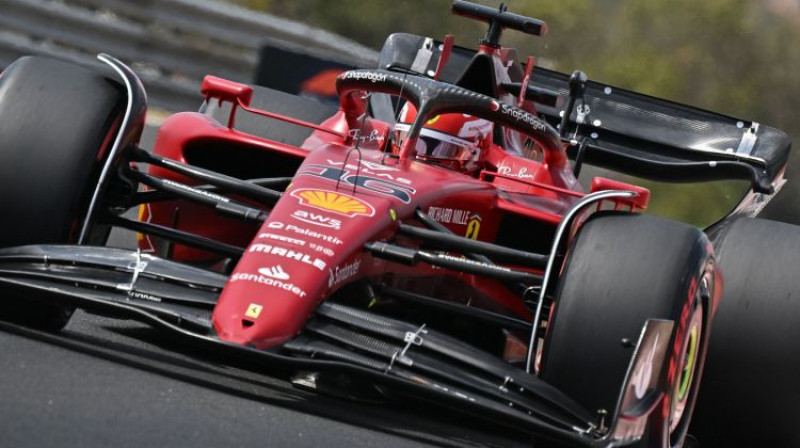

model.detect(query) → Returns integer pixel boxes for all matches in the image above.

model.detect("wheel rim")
[669,271,710,441]
[677,326,699,401]
[670,301,703,433]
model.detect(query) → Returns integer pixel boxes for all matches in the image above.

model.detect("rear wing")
[532,68,789,194]
[376,33,790,194]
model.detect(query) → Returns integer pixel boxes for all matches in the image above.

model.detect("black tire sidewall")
[691,218,800,447]
[0,56,123,247]
[0,56,124,331]
[541,213,714,447]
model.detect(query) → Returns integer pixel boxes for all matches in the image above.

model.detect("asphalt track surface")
[0,313,529,448]
[0,125,534,447]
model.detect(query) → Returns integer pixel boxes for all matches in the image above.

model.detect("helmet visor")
[395,124,477,162]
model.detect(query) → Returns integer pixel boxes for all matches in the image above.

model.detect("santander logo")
[257,265,290,281]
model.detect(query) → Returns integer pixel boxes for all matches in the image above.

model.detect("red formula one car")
[0,2,798,447]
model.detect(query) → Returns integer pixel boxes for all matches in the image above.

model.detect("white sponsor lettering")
[257,232,306,247]
[427,206,470,225]
[331,260,361,286]
[497,166,534,180]
[129,291,162,303]
[230,272,307,298]
[326,159,411,184]
[263,218,338,257]
[500,104,547,131]
[249,244,326,271]
[327,159,398,172]
[163,179,230,203]
[257,265,290,281]
[291,210,342,230]
[435,253,512,272]
[368,172,411,185]
[358,160,396,171]
[266,222,344,245]
[348,129,385,143]
[309,243,335,257]
[345,71,387,83]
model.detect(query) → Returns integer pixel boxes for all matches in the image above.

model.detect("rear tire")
[541,213,715,447]
[0,56,124,331]
[690,218,800,447]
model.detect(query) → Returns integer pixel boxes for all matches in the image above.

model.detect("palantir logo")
[257,265,290,281]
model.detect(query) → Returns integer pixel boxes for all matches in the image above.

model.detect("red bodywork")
[141,46,651,349]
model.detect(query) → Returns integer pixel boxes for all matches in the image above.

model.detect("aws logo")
[291,189,375,217]
[291,210,342,229]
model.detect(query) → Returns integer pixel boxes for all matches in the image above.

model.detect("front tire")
[0,56,125,331]
[541,213,715,447]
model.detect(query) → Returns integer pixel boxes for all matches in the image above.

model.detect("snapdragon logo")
[499,104,547,131]
[345,71,388,83]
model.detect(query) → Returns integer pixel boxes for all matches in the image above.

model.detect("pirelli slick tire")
[541,213,715,448]
[690,218,800,447]
[0,56,124,331]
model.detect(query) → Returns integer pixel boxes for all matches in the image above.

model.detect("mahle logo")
[291,189,375,217]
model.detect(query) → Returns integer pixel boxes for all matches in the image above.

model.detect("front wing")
[0,244,672,447]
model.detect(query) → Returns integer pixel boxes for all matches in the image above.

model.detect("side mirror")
[200,76,254,128]
[201,76,253,108]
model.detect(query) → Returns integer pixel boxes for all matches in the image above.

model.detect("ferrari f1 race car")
[1,2,798,447]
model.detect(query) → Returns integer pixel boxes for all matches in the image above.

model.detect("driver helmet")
[394,103,493,163]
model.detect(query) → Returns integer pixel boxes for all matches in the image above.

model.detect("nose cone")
[212,242,331,347]
[212,185,393,349]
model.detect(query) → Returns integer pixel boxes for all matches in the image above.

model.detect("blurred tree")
[233,0,485,49]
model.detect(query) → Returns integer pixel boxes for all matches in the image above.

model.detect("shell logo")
[291,189,376,217]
